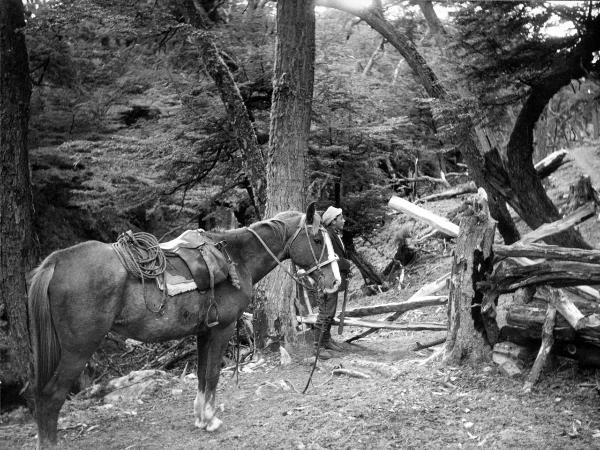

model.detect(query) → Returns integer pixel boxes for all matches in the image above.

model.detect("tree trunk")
[504,14,600,249]
[443,196,496,365]
[194,31,267,217]
[254,0,315,349]
[0,0,37,401]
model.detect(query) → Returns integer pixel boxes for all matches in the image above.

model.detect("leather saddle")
[159,229,232,292]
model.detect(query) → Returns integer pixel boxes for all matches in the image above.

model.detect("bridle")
[246,215,339,292]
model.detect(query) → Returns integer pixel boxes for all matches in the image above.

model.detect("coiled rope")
[112,231,167,313]
[112,231,166,280]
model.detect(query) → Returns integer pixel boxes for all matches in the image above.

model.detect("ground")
[2,144,600,449]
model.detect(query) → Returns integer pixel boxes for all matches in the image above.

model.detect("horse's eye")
[314,237,322,245]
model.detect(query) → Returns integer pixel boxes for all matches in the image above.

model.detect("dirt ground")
[2,144,600,450]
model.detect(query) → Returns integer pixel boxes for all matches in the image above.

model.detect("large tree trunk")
[194,31,267,217]
[443,195,496,365]
[254,0,315,348]
[0,0,37,402]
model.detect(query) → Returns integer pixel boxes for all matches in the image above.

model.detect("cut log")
[505,305,600,346]
[534,149,568,179]
[388,195,459,238]
[500,326,600,368]
[523,303,556,392]
[540,286,600,331]
[343,295,447,318]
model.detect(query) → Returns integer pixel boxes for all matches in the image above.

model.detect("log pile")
[387,187,600,388]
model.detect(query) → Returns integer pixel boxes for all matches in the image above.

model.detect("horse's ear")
[305,201,320,235]
[306,202,321,235]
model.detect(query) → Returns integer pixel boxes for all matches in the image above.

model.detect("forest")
[1,1,600,449]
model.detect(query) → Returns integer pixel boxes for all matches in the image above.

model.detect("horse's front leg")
[194,322,235,431]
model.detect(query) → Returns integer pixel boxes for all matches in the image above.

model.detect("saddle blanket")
[156,272,197,296]
[156,255,199,296]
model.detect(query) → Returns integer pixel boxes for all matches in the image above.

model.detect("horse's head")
[285,202,341,294]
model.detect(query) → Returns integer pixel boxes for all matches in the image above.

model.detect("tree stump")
[443,190,496,365]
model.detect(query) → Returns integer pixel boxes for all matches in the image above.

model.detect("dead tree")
[443,190,496,365]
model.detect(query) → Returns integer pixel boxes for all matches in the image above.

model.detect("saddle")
[159,230,240,326]
[160,230,232,291]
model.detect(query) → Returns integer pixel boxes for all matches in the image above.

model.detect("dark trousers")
[314,292,338,345]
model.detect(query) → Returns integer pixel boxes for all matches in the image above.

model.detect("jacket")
[326,227,351,282]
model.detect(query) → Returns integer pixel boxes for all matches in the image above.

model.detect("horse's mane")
[247,210,303,244]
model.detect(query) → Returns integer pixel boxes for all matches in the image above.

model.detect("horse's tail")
[28,259,60,396]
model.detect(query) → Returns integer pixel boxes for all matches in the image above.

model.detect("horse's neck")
[206,226,289,283]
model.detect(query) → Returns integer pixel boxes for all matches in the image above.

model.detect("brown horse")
[28,204,341,448]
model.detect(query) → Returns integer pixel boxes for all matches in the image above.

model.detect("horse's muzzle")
[322,278,340,294]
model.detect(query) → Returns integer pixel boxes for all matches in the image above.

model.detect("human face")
[331,214,345,232]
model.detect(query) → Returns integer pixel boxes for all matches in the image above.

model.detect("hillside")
[3,143,600,449]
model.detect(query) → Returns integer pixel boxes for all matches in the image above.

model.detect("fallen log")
[388,195,459,238]
[416,181,477,203]
[486,260,600,293]
[345,271,450,343]
[343,295,447,318]
[495,241,600,264]
[298,314,447,331]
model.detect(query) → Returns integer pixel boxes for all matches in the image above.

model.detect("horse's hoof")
[194,418,207,430]
[206,417,222,432]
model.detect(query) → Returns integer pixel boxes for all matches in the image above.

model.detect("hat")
[322,206,342,226]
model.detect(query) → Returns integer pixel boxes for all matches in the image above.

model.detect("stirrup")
[205,301,219,328]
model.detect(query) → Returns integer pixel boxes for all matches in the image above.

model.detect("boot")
[321,324,344,352]
[324,339,346,352]
[314,348,333,360]
[313,326,333,359]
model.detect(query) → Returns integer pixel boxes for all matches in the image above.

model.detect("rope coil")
[112,231,166,280]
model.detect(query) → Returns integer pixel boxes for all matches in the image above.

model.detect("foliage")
[450,1,600,144]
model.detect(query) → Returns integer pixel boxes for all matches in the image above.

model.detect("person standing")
[314,206,352,359]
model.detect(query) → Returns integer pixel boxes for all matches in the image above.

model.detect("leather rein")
[246,216,338,292]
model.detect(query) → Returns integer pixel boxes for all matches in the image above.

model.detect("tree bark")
[194,31,267,217]
[0,0,37,397]
[254,0,315,348]
[443,196,496,365]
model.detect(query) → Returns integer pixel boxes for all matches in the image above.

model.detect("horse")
[28,203,341,449]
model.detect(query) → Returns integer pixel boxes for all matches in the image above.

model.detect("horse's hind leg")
[36,349,96,448]
[194,323,235,432]
[193,333,210,429]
